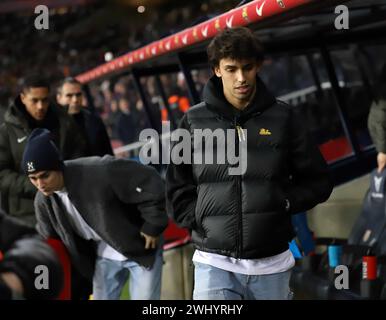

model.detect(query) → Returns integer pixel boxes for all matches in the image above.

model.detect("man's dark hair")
[21,75,50,93]
[56,77,82,94]
[207,27,264,69]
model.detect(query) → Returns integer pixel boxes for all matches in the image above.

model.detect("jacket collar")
[4,96,30,128]
[62,162,81,200]
[5,95,59,131]
[203,75,276,122]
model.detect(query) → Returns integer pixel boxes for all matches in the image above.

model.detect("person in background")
[106,99,121,140]
[116,97,137,144]
[0,74,87,227]
[368,64,386,172]
[56,77,113,157]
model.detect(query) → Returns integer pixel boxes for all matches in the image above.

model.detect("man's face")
[20,87,49,121]
[28,171,64,196]
[56,83,83,114]
[214,58,261,108]
[119,99,130,114]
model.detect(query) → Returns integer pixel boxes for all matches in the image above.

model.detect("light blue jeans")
[92,250,163,300]
[193,262,293,300]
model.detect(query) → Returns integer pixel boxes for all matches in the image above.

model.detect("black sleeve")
[286,106,334,214]
[165,115,197,229]
[34,193,59,239]
[0,124,37,198]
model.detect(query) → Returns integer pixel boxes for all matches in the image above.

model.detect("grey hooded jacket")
[35,156,168,280]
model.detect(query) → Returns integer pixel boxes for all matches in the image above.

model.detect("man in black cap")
[23,128,167,300]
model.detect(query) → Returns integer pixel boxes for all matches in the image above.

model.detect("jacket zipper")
[234,118,245,259]
[236,125,246,142]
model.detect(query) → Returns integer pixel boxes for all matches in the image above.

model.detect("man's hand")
[377,152,386,173]
[0,272,24,296]
[140,232,158,250]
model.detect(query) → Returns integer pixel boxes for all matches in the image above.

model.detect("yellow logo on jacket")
[259,128,272,136]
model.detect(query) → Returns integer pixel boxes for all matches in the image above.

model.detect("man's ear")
[20,92,26,105]
[214,66,221,78]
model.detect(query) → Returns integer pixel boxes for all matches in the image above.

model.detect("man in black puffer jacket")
[166,27,333,300]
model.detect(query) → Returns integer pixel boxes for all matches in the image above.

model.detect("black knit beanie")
[22,128,63,174]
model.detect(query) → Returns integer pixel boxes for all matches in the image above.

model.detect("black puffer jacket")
[166,76,333,259]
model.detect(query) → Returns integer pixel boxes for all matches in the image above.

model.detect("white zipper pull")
[236,125,242,142]
[236,125,246,142]
[240,127,246,141]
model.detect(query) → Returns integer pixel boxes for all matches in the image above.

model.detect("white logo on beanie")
[27,162,35,172]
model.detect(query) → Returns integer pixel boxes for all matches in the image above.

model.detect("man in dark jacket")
[56,77,114,157]
[0,75,87,227]
[23,128,168,300]
[116,97,137,145]
[0,210,63,299]
[166,27,333,300]
[368,64,386,172]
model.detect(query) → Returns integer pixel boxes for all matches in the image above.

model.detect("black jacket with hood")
[0,97,87,227]
[166,76,333,259]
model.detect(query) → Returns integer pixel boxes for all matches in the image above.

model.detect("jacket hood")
[4,96,30,128]
[5,96,59,131]
[203,75,276,122]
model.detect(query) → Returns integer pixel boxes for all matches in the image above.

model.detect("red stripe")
[76,0,312,83]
